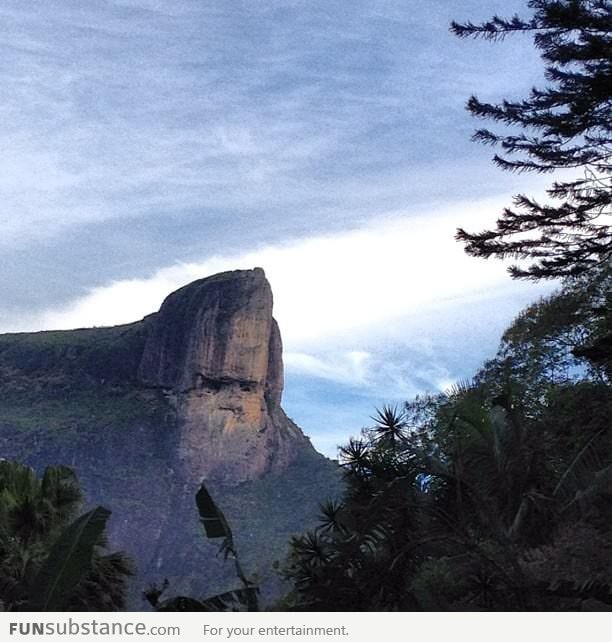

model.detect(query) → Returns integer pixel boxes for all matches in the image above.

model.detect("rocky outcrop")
[138,268,277,393]
[138,267,311,484]
[0,267,341,606]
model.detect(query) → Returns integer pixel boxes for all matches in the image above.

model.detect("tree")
[281,407,424,611]
[282,382,612,609]
[451,0,611,280]
[473,261,611,408]
[0,461,133,611]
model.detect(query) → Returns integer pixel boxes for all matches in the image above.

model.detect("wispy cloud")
[10,197,553,388]
[0,0,551,454]
[284,351,372,386]
[0,0,540,249]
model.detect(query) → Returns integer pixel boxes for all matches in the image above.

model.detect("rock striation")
[138,267,310,483]
[138,268,280,394]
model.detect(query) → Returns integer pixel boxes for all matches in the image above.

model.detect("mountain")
[0,268,341,608]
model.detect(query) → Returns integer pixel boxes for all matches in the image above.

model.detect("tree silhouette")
[452,0,611,280]
[282,374,612,610]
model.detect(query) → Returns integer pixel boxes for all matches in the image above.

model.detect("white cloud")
[284,350,371,386]
[8,196,552,392]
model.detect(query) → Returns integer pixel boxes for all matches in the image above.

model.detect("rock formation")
[0,268,340,605]
[138,267,310,483]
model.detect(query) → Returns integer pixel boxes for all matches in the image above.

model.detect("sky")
[0,0,557,456]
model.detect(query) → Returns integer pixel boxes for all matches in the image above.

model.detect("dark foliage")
[452,0,611,279]
[282,275,612,611]
[0,462,133,611]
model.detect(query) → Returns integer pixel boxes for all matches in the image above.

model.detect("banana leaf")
[30,506,110,611]
[196,484,232,541]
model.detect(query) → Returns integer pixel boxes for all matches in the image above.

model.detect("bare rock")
[138,268,274,391]
[138,268,312,484]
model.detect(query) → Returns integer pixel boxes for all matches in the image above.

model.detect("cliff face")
[138,268,281,395]
[0,268,340,605]
[136,268,308,483]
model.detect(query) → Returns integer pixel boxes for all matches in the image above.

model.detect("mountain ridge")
[0,268,341,606]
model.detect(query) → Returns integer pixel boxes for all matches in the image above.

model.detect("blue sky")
[0,0,555,456]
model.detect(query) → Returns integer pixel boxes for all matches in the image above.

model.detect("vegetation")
[144,482,258,612]
[0,461,133,611]
[0,322,157,435]
[281,265,612,610]
[452,0,611,280]
[279,2,612,600]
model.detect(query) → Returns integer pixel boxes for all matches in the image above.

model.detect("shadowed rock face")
[138,268,309,484]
